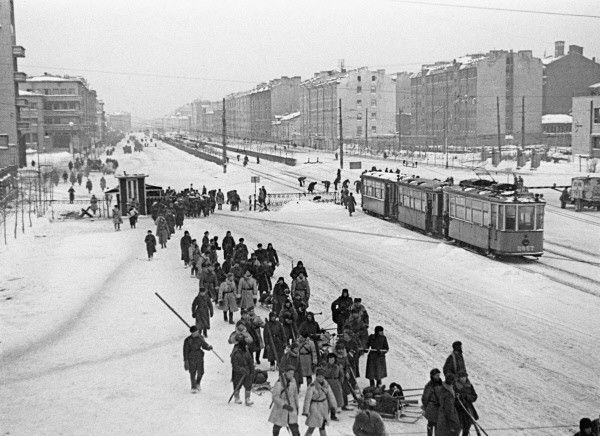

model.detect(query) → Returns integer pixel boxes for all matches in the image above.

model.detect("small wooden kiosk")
[104,172,159,216]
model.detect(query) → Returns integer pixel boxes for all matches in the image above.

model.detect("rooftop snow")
[542,114,573,124]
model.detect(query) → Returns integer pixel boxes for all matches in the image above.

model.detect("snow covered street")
[1,136,599,435]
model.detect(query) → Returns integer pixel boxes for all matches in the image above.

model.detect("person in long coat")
[347,192,357,216]
[165,210,175,236]
[267,243,279,267]
[272,277,291,315]
[237,270,258,310]
[180,230,192,267]
[291,272,310,305]
[230,334,255,406]
[454,371,478,436]
[297,332,318,387]
[112,205,122,231]
[421,368,442,436]
[199,265,219,302]
[216,189,225,210]
[299,312,321,340]
[331,288,353,334]
[269,367,301,436]
[192,287,213,337]
[290,261,308,280]
[222,231,235,258]
[218,273,238,324]
[280,342,301,388]
[341,328,361,379]
[443,341,466,377]
[241,309,261,357]
[303,368,337,435]
[246,307,265,364]
[365,326,389,387]
[255,260,273,297]
[321,353,344,417]
[189,240,201,277]
[144,230,157,260]
[333,342,354,410]
[264,312,286,370]
[435,374,461,436]
[280,301,299,344]
[155,215,169,248]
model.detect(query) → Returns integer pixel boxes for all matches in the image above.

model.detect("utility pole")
[338,99,343,169]
[222,98,227,174]
[496,96,502,159]
[365,107,368,150]
[521,96,525,150]
[444,101,449,169]
[398,109,403,156]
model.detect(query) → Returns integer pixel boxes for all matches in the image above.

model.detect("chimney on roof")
[555,41,565,57]
[568,45,583,56]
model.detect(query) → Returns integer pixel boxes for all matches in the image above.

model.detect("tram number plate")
[517,245,535,252]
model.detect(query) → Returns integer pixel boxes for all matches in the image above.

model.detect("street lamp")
[69,121,75,163]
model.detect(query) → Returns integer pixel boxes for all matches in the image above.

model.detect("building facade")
[18,90,46,151]
[0,0,26,169]
[411,50,543,149]
[542,42,600,115]
[20,74,100,154]
[572,94,600,157]
[107,112,132,133]
[300,67,396,149]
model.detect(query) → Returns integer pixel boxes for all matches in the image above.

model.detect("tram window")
[455,197,465,220]
[472,201,482,225]
[505,205,517,230]
[482,202,490,226]
[490,204,497,228]
[519,206,535,231]
[535,205,544,230]
[498,205,504,230]
[449,196,455,217]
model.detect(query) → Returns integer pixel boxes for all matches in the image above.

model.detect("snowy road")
[1,136,598,435]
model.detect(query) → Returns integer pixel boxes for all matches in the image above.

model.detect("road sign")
[251,176,260,183]
[349,162,362,170]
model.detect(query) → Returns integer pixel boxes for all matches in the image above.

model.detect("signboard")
[349,162,362,170]
[251,176,260,183]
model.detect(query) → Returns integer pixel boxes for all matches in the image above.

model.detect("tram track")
[545,204,600,227]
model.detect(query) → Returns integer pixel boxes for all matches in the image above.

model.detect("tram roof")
[361,171,406,182]
[398,178,447,191]
[444,185,545,204]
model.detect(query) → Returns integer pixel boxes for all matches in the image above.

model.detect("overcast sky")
[16,0,599,125]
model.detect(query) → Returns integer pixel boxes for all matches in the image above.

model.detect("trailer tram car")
[360,171,546,257]
[444,186,545,256]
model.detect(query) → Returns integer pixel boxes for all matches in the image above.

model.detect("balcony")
[15,98,28,107]
[12,46,25,58]
[14,72,27,82]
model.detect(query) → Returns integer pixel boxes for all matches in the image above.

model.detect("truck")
[571,176,600,211]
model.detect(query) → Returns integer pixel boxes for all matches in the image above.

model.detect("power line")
[384,0,600,19]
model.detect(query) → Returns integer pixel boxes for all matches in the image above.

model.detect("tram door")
[385,183,398,218]
[425,194,433,233]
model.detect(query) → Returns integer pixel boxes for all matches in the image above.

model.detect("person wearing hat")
[435,373,461,436]
[365,326,389,387]
[280,342,301,388]
[144,230,157,260]
[233,238,248,264]
[290,260,308,280]
[344,307,369,352]
[269,366,301,436]
[255,243,268,263]
[421,369,442,436]
[341,328,362,379]
[443,341,466,378]
[218,272,238,324]
[454,370,478,436]
[189,239,201,277]
[297,331,318,389]
[230,331,255,406]
[192,287,213,337]
[331,289,353,334]
[222,231,235,259]
[237,269,258,311]
[266,242,279,268]
[303,367,337,435]
[574,418,594,436]
[264,312,286,371]
[272,277,291,315]
[291,271,311,306]
[228,320,254,346]
[333,342,354,411]
[320,353,344,419]
[352,400,387,436]
[183,325,213,393]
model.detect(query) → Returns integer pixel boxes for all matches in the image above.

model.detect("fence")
[42,199,111,220]
[266,191,338,207]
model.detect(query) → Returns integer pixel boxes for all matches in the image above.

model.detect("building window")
[357,99,362,108]
[371,112,376,119]
[52,89,59,94]
[371,86,376,94]
[371,99,377,108]
[29,102,37,109]
[44,89,50,95]
[357,126,362,136]
[357,76,361,82]
[371,126,377,133]
[68,88,75,95]
[60,88,66,94]
[357,86,362,94]
[372,76,376,81]
[594,108,600,124]
[357,113,362,120]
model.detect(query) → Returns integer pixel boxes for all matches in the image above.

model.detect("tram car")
[360,171,546,257]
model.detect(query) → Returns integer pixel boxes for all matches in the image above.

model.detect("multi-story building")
[18,90,46,150]
[572,87,600,157]
[250,84,271,141]
[300,67,396,149]
[394,72,412,137]
[225,91,251,139]
[0,0,26,169]
[20,74,100,155]
[411,50,543,149]
[543,42,600,115]
[107,112,131,133]
[96,99,107,144]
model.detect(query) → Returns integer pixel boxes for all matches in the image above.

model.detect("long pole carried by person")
[265,321,292,434]
[457,396,487,436]
[155,292,224,363]
[228,375,246,404]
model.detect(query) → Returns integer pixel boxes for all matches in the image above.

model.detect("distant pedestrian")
[128,205,139,229]
[322,181,331,193]
[298,176,307,187]
[144,230,157,260]
[216,189,225,210]
[231,334,255,406]
[348,193,357,216]
[192,287,214,337]
[365,326,389,387]
[68,186,75,204]
[85,178,93,194]
[307,181,317,193]
[112,205,122,231]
